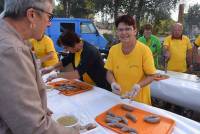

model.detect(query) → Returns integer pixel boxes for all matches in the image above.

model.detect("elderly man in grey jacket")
[0,0,79,134]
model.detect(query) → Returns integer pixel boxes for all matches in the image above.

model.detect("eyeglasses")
[117,27,134,32]
[32,7,54,22]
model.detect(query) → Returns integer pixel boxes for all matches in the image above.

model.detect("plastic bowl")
[57,115,79,128]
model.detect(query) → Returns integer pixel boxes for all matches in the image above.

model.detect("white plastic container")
[56,114,80,128]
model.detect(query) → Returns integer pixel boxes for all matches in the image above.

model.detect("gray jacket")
[0,19,78,134]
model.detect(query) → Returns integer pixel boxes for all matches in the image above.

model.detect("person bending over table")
[42,31,111,91]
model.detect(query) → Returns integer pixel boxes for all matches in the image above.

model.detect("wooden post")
[178,3,184,24]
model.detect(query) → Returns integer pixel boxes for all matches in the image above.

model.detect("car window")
[81,22,97,34]
[60,23,75,32]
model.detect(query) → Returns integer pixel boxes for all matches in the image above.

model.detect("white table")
[151,70,200,112]
[47,85,200,134]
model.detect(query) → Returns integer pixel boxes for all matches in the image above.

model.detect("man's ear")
[26,8,36,23]
[26,8,37,29]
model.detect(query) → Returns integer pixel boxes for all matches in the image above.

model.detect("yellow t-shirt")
[30,35,59,67]
[195,35,200,47]
[74,49,95,85]
[163,35,192,72]
[105,41,156,105]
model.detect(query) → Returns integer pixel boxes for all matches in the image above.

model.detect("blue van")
[45,18,108,52]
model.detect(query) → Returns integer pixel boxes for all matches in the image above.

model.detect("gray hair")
[2,0,54,19]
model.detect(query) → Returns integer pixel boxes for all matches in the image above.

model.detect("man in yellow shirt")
[105,15,156,105]
[194,35,200,47]
[163,23,192,72]
[193,35,200,70]
[30,35,59,67]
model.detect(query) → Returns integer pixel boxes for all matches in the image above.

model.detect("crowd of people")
[0,0,199,133]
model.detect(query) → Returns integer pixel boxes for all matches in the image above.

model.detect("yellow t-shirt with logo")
[105,41,156,105]
[30,35,59,67]
[74,49,95,85]
[163,35,192,72]
[195,35,200,47]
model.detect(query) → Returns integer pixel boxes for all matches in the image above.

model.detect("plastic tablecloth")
[47,85,200,134]
[151,70,200,112]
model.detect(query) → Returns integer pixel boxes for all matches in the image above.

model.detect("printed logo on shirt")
[129,64,139,68]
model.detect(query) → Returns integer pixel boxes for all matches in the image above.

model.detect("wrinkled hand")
[46,73,58,82]
[41,66,54,75]
[47,108,53,116]
[111,82,121,95]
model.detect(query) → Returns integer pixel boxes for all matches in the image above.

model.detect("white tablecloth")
[47,86,200,134]
[151,70,200,112]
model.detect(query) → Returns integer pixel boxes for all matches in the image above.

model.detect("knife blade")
[164,55,168,74]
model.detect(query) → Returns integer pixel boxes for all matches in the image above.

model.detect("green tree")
[157,19,175,35]
[55,0,71,17]
[123,0,178,28]
[55,0,95,18]
[70,0,95,18]
[92,0,179,28]
[184,4,200,36]
[54,3,65,17]
[92,0,124,21]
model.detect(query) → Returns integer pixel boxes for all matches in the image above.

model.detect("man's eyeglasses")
[32,7,54,22]
[117,27,134,32]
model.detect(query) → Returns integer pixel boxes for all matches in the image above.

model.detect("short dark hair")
[143,24,152,30]
[57,30,81,47]
[115,15,136,29]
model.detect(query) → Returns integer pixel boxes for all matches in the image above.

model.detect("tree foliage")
[54,0,179,34]
[185,4,200,27]
[55,0,95,18]
[92,0,124,21]
[184,4,200,36]
[157,19,175,35]
[92,0,179,28]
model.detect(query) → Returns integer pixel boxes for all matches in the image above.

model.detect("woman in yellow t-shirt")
[29,35,59,68]
[105,15,156,105]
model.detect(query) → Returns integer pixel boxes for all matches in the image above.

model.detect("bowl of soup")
[57,115,79,128]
